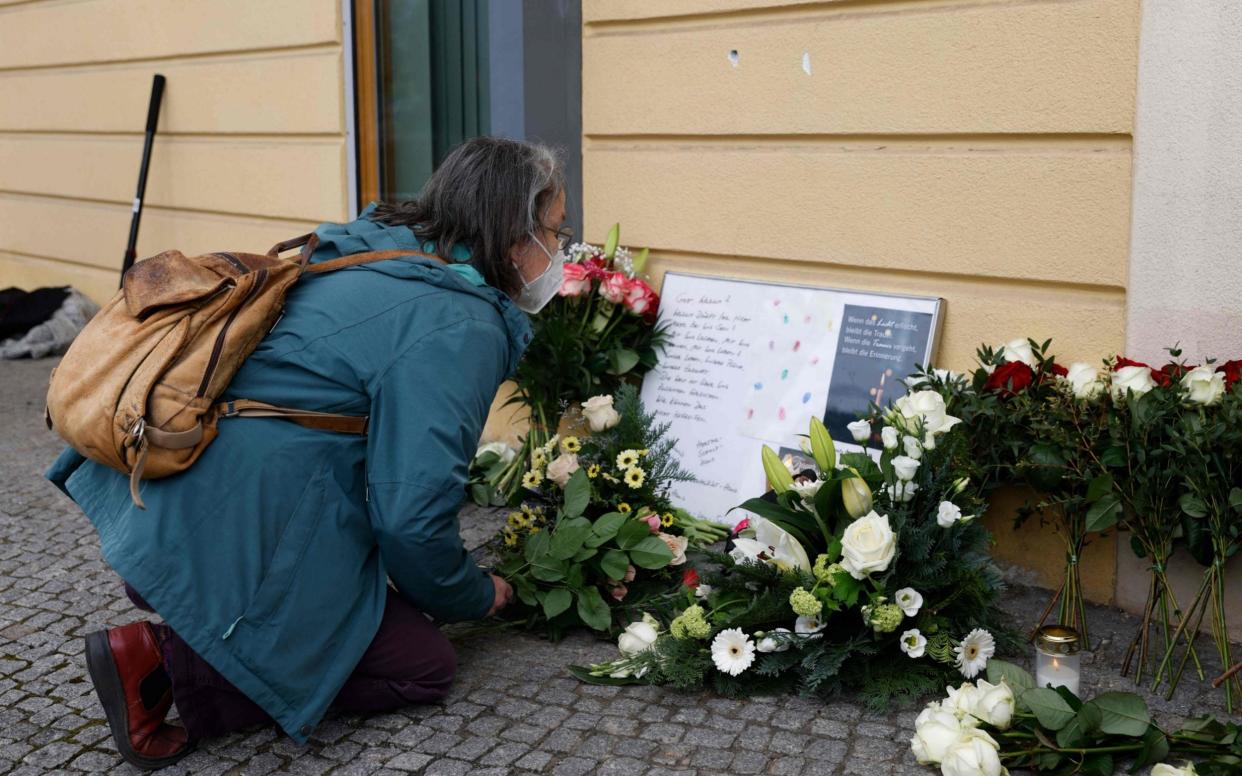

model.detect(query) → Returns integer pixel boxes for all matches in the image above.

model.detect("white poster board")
[640,272,942,523]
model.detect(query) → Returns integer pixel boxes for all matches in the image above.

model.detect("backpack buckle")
[221,401,238,418]
[129,418,146,440]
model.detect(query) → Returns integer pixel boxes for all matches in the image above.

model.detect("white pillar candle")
[1035,651,1081,697]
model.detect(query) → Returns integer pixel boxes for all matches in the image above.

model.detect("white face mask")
[513,235,566,314]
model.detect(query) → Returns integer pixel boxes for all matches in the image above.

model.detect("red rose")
[582,256,608,279]
[1217,359,1242,389]
[1113,357,1150,372]
[985,361,1035,397]
[681,568,700,590]
[1152,363,1196,388]
[1047,363,1069,378]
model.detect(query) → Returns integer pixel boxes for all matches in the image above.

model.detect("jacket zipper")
[197,268,268,397]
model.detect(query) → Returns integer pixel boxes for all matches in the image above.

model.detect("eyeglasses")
[542,224,574,252]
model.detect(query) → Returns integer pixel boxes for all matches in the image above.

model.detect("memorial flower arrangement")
[909,659,1242,776]
[468,224,669,505]
[924,339,1242,709]
[575,398,1015,710]
[489,385,728,638]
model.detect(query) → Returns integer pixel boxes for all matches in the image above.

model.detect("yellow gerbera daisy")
[528,525,541,535]
[616,449,641,470]
[624,467,646,489]
[661,512,676,527]
[522,470,543,489]
[617,503,632,514]
[561,436,582,454]
[502,528,518,547]
[587,464,601,479]
[506,512,524,529]
[530,448,547,468]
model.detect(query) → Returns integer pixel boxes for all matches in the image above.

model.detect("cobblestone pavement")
[1,357,1238,775]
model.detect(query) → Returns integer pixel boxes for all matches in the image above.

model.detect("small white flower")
[791,479,823,504]
[881,426,900,450]
[892,390,962,439]
[937,501,963,528]
[1151,763,1198,776]
[895,588,923,617]
[954,629,996,679]
[885,481,919,503]
[1182,366,1226,406]
[902,435,923,460]
[756,628,792,653]
[710,628,756,676]
[847,420,872,444]
[891,455,920,483]
[695,583,714,600]
[899,628,927,658]
[794,615,826,638]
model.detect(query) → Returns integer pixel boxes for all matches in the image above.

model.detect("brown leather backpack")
[45,233,441,508]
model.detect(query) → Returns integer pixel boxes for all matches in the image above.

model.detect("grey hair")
[370,137,566,296]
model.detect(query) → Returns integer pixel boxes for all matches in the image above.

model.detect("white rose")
[937,501,963,528]
[695,583,713,600]
[902,435,924,460]
[910,707,970,765]
[581,394,621,432]
[847,420,872,444]
[944,682,982,718]
[891,455,920,483]
[1151,763,1197,776]
[885,481,918,504]
[617,618,659,656]
[791,479,823,504]
[1181,366,1226,406]
[657,532,688,566]
[1065,362,1104,399]
[1111,365,1156,399]
[895,587,923,617]
[940,732,1004,776]
[969,679,1015,730]
[840,511,896,579]
[997,338,1036,367]
[756,627,792,653]
[881,426,900,450]
[545,454,580,487]
[893,390,961,438]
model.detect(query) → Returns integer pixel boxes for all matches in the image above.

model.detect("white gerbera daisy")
[955,628,996,678]
[895,587,923,617]
[710,628,756,676]
[899,628,927,659]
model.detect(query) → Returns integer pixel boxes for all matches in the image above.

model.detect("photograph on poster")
[640,273,942,522]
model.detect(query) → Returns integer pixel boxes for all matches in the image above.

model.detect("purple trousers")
[125,584,456,741]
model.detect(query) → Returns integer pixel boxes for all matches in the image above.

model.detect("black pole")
[120,74,166,285]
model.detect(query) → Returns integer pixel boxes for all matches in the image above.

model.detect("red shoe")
[84,622,194,770]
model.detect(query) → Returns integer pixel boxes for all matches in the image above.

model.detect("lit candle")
[1034,625,1081,697]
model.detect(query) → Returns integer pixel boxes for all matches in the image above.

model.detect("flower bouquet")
[933,339,1242,708]
[575,395,1014,710]
[468,225,669,505]
[910,659,1242,775]
[489,385,728,639]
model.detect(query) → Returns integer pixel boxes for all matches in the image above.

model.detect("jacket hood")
[309,207,532,375]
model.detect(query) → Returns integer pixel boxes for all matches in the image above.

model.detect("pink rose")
[657,533,688,566]
[642,515,661,534]
[609,583,628,601]
[623,278,658,316]
[623,565,637,583]
[560,263,592,297]
[599,272,628,304]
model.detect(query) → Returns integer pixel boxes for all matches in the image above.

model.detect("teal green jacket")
[46,208,531,742]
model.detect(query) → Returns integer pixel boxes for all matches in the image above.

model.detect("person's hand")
[487,574,514,616]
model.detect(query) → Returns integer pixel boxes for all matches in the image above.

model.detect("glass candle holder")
[1034,625,1081,697]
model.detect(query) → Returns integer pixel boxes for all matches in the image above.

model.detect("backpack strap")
[302,248,446,274]
[215,399,369,435]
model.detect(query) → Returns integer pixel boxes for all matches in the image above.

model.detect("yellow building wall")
[581,0,1141,603]
[0,0,349,304]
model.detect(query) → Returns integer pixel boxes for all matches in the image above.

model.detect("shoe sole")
[84,630,193,771]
